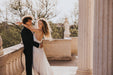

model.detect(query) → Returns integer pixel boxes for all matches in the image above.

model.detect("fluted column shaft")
[77,0,94,75]
[93,0,113,75]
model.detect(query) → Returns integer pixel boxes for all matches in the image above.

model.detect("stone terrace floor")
[22,55,78,75]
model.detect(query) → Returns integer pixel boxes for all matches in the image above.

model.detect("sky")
[0,0,78,25]
[52,0,78,24]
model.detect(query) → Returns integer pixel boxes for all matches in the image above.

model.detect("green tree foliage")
[70,25,78,37]
[49,22,64,39]
[0,21,78,48]
[0,23,22,48]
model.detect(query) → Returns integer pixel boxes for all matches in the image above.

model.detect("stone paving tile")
[52,66,78,75]
[22,54,78,75]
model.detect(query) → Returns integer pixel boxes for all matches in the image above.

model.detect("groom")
[21,16,40,75]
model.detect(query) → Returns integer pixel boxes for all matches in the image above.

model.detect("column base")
[76,69,92,75]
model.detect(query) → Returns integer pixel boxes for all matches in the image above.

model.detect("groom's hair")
[22,16,33,24]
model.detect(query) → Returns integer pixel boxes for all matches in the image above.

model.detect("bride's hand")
[16,22,23,26]
[39,43,43,48]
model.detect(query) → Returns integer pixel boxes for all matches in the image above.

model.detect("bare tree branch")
[36,0,57,20]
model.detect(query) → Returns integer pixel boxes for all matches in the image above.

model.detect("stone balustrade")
[0,38,78,74]
[71,37,78,56]
[43,37,78,60]
[0,44,24,75]
[43,39,72,60]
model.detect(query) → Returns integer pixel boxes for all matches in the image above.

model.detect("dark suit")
[21,27,39,75]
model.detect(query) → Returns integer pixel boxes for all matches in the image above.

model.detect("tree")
[0,9,6,23]
[0,25,22,48]
[74,1,79,25]
[70,25,78,37]
[35,0,58,20]
[69,1,78,37]
[49,22,64,39]
[8,0,34,22]
[0,8,2,22]
[70,1,79,25]
[8,0,58,22]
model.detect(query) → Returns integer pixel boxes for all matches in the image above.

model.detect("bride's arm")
[22,23,40,33]
[27,26,39,32]
[16,22,40,32]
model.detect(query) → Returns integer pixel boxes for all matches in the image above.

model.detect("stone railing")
[0,37,78,74]
[71,37,78,56]
[43,37,78,60]
[0,44,24,75]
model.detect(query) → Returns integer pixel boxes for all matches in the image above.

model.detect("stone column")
[0,36,3,56]
[93,0,113,75]
[76,0,94,75]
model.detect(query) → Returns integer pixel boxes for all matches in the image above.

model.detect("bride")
[20,18,54,75]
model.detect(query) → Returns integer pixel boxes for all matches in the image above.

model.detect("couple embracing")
[17,15,54,75]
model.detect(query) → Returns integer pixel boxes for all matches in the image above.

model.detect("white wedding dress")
[33,35,54,75]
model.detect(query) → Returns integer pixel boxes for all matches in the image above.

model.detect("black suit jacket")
[21,27,39,55]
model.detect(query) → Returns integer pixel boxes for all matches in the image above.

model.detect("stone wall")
[43,39,71,60]
[43,38,78,60]
[71,37,78,56]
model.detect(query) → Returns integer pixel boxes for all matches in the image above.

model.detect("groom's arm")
[33,41,40,48]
